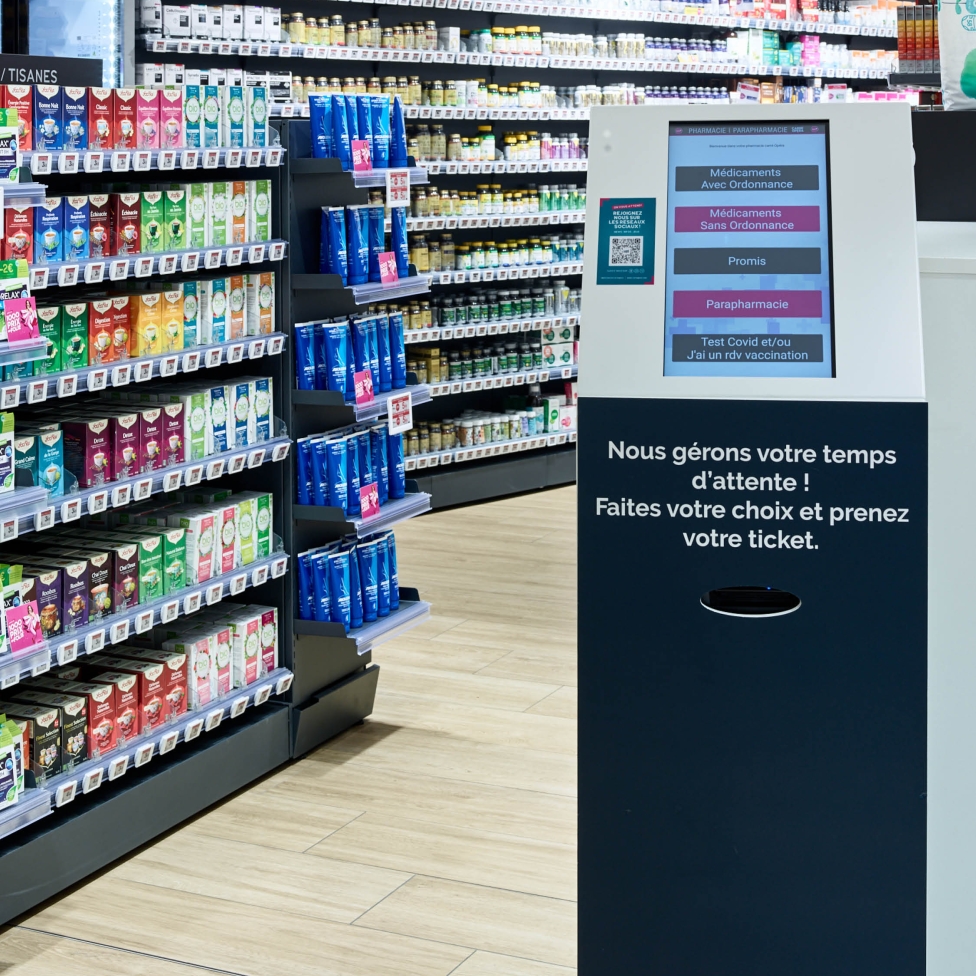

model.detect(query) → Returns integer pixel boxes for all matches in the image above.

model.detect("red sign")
[388,391,413,435]
[354,369,374,405]
[359,482,380,520]
[379,250,399,285]
[386,170,410,208]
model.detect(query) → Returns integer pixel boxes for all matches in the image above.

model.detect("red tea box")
[111,296,131,359]
[4,85,32,150]
[88,299,115,365]
[112,88,137,148]
[88,87,114,149]
[110,193,141,255]
[88,193,111,257]
[3,202,33,262]
[136,88,160,149]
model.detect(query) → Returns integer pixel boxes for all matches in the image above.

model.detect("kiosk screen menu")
[664,121,834,377]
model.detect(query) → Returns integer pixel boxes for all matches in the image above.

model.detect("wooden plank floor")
[1,486,578,976]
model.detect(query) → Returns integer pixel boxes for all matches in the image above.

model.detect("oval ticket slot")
[158,729,179,755]
[229,695,249,719]
[107,755,128,780]
[700,586,802,618]
[205,708,223,732]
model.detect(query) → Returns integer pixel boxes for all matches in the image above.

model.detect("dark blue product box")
[64,195,90,260]
[33,85,63,151]
[34,197,64,264]
[63,87,89,150]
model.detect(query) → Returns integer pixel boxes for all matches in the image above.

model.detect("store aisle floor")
[1,486,578,976]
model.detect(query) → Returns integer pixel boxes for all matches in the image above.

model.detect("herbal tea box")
[111,296,131,360]
[88,194,111,258]
[168,506,216,584]
[159,87,183,148]
[208,384,231,453]
[5,85,32,150]
[3,201,33,262]
[33,85,63,150]
[88,299,115,365]
[131,292,162,357]
[161,289,184,353]
[34,197,63,264]
[136,88,160,149]
[182,280,199,346]
[62,86,88,150]
[88,87,113,149]
[61,303,88,368]
[245,272,274,334]
[35,306,61,375]
[220,85,245,148]
[141,191,165,252]
[202,85,220,147]
[245,86,268,146]
[228,274,245,338]
[206,182,230,247]
[112,88,137,149]
[247,179,271,242]
[199,277,228,343]
[111,192,141,255]
[229,181,247,244]
[184,182,207,248]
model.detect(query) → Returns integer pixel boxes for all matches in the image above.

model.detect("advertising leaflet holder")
[579,104,926,974]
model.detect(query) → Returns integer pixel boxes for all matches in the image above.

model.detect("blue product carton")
[62,87,89,150]
[34,197,64,264]
[33,85,63,151]
[63,196,90,261]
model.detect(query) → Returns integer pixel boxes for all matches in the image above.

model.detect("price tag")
[22,377,46,405]
[205,249,221,269]
[0,516,16,544]
[135,608,154,633]
[180,149,199,169]
[29,266,49,290]
[107,755,128,780]
[85,628,105,654]
[112,363,131,387]
[266,147,283,167]
[160,355,178,377]
[84,370,108,395]
[248,338,265,359]
[226,246,243,266]
[269,241,285,261]
[134,359,154,383]
[0,385,17,409]
[254,684,272,706]
[271,556,288,578]
[226,148,243,168]
[34,506,55,532]
[159,254,177,275]
[0,675,19,691]
[82,768,102,793]
[61,497,82,523]
[227,342,245,364]
[229,572,247,596]
[84,261,105,284]
[161,599,179,624]
[57,639,78,665]
[230,695,249,719]
[205,708,224,732]
[30,152,52,175]
[271,441,290,462]
[31,659,50,678]
[107,616,131,646]
[275,673,294,695]
[133,476,153,502]
[204,347,223,368]
[159,730,179,755]
[158,150,176,170]
[184,464,204,487]
[246,148,262,168]
[181,251,199,273]
[184,717,204,742]
[228,453,247,475]
[84,151,104,173]
[55,781,77,806]
[134,256,154,277]
[206,458,226,480]
[267,334,284,356]
[252,563,269,588]
[110,258,129,281]
[205,581,223,606]
[247,448,266,469]
[388,391,414,434]
[57,265,79,288]
[87,490,108,515]
[133,150,152,172]
[182,351,200,372]
[183,590,203,616]
[203,148,220,169]
[111,150,131,172]
[134,742,154,767]
[163,469,183,493]
[248,244,266,264]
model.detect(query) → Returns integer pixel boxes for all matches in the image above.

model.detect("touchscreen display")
[664,121,834,377]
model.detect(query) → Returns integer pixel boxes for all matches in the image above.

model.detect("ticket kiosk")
[578,105,926,974]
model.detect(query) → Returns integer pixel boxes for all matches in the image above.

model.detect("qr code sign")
[609,236,643,266]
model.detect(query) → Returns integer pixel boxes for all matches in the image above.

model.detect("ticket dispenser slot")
[700,585,800,617]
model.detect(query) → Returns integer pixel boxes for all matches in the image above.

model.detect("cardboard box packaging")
[169,506,216,583]
[62,87,88,150]
[164,189,186,251]
[63,419,112,488]
[245,272,274,335]
[221,85,245,148]
[88,88,113,149]
[0,701,60,777]
[162,633,213,709]
[108,411,140,478]
[163,4,192,36]
[92,656,168,731]
[7,690,87,767]
[141,191,165,252]
[209,384,230,453]
[159,87,184,148]
[245,86,268,146]
[185,182,207,248]
[34,679,116,757]
[131,292,162,357]
[34,197,62,264]
[223,4,244,38]
[61,302,88,368]
[162,401,186,465]
[229,608,260,686]
[35,305,61,375]
[182,84,202,148]
[161,288,184,352]
[5,85,32,150]
[200,276,228,343]
[88,299,115,365]
[111,192,141,255]
[228,273,245,338]
[207,182,230,247]
[112,88,137,149]
[111,295,131,360]
[139,406,164,472]
[88,193,111,258]
[229,180,247,244]
[202,85,220,147]
[3,202,33,262]
[33,85,62,150]
[247,178,271,242]
[181,280,199,346]
[136,88,160,149]
[64,195,90,260]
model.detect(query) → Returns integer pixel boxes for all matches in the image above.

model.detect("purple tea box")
[63,418,113,487]
[139,406,164,472]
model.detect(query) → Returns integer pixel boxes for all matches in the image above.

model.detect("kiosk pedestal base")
[578,396,926,975]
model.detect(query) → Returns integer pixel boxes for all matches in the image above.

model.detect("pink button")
[673,290,823,318]
[674,206,821,233]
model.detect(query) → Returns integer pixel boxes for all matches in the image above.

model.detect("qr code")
[609,236,643,266]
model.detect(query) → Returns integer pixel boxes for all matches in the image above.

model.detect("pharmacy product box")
[229,608,260,686]
[35,678,116,757]
[64,195,90,260]
[137,63,164,88]
[228,273,245,338]
[162,401,185,465]
[62,86,88,150]
[89,299,115,365]
[235,489,272,557]
[221,85,245,148]
[8,690,87,767]
[164,189,186,250]
[164,63,185,87]
[111,192,141,255]
[4,85,32,150]
[34,197,62,264]
[33,85,62,150]
[438,26,461,51]
[251,376,273,442]
[91,656,167,731]
[0,702,60,778]
[542,396,561,432]
[182,280,199,345]
[139,405,164,472]
[264,7,280,40]
[163,3,191,35]
[141,191,165,252]
[200,276,228,343]
[182,84,202,147]
[191,3,209,36]
[209,383,230,454]
[228,378,253,449]
[88,88,113,149]
[207,5,224,35]
[559,403,577,430]
[169,388,209,460]
[113,646,187,717]
[223,4,244,38]
[162,633,213,709]
[35,306,61,375]
[136,87,160,149]
[247,178,271,242]
[258,605,277,672]
[3,202,33,262]
[234,490,257,562]
[243,4,264,39]
[61,302,88,368]
[131,291,162,357]
[543,341,574,367]
[245,86,268,146]
[543,322,574,343]
[108,410,140,478]
[185,182,207,248]
[111,295,131,359]
[229,181,247,244]
[168,506,215,583]
[245,271,274,335]
[207,181,230,247]
[202,85,220,147]
[63,418,112,487]
[89,193,111,258]
[112,88,137,148]
[161,288,184,352]
[159,87,184,148]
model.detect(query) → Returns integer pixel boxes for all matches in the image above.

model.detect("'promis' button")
[673,290,823,318]
[673,248,822,276]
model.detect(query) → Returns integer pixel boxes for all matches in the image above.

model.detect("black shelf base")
[292,665,380,758]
